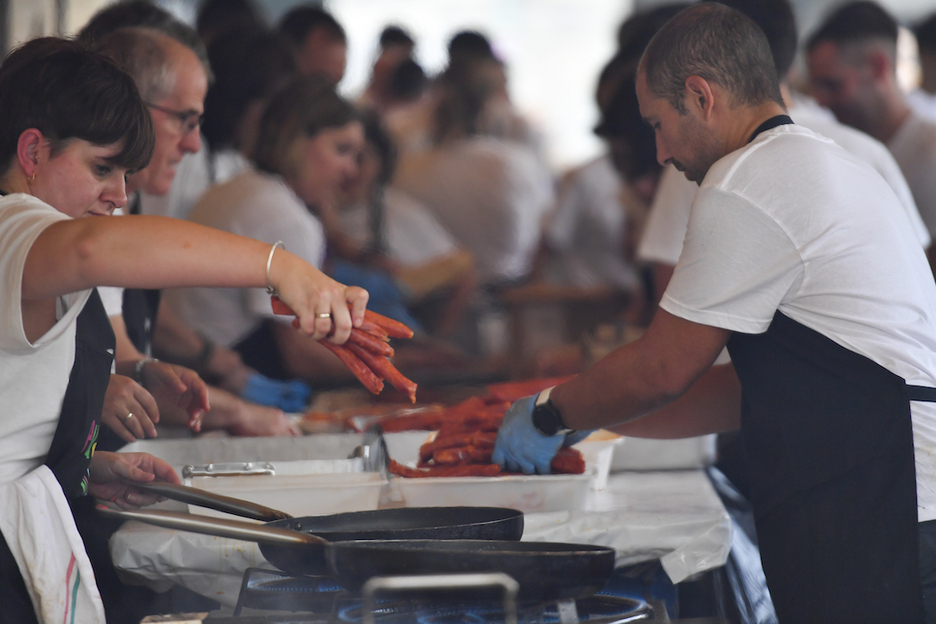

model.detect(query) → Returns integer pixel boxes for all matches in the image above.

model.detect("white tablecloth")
[109,469,731,607]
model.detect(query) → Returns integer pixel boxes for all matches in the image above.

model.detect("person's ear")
[685,75,715,119]
[16,128,44,178]
[866,47,892,82]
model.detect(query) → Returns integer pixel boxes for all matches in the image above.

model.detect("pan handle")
[96,505,325,546]
[132,481,291,521]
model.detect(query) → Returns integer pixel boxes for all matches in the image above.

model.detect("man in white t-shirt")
[807,1,936,275]
[639,0,930,298]
[492,5,936,621]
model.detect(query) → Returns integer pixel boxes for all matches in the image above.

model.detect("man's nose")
[181,128,202,154]
[655,134,672,167]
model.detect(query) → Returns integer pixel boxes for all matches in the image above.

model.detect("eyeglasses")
[145,101,204,135]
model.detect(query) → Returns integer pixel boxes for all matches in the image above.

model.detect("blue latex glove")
[241,373,312,412]
[492,395,567,474]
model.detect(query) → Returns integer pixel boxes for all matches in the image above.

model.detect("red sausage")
[345,342,418,403]
[319,341,384,395]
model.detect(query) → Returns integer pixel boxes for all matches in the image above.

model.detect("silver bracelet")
[133,357,158,384]
[266,241,285,296]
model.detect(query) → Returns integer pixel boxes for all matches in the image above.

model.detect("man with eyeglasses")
[98,27,208,197]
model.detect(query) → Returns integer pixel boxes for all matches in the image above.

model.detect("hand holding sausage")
[266,247,368,343]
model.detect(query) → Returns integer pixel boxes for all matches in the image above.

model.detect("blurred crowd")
[33,0,936,438]
[5,0,936,619]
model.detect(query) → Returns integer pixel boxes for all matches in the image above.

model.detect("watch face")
[532,403,560,436]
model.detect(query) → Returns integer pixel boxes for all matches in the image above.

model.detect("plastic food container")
[389,432,622,512]
[183,460,386,518]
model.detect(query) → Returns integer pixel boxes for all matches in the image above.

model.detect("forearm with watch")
[491,386,593,474]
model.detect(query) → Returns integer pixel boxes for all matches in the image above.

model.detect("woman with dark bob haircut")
[0,38,367,622]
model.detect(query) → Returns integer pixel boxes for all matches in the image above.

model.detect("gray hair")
[640,3,783,113]
[94,27,176,103]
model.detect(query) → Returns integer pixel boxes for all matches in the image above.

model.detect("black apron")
[727,311,929,622]
[46,288,115,497]
[0,288,114,622]
[123,191,161,358]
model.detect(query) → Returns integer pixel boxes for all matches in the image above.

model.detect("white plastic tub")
[183,462,386,518]
[389,432,622,511]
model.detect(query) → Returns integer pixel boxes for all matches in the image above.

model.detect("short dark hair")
[388,58,427,103]
[806,1,898,54]
[361,111,398,187]
[202,23,296,152]
[432,58,503,142]
[278,5,347,47]
[379,25,414,49]
[916,12,936,54]
[77,0,212,81]
[640,3,783,113]
[196,0,263,42]
[595,69,660,180]
[0,37,154,176]
[447,30,495,63]
[253,76,359,178]
[714,0,798,78]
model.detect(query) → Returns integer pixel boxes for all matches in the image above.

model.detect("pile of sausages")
[387,396,586,477]
[271,297,417,402]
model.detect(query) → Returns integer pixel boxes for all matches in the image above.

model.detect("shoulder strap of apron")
[45,289,115,498]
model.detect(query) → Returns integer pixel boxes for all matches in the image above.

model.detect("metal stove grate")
[232,568,654,624]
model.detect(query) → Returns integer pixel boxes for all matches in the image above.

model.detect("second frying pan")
[134,481,524,575]
[98,506,615,603]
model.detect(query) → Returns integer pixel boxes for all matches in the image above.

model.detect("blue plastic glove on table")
[241,373,312,412]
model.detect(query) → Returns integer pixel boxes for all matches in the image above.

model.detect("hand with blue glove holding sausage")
[492,387,593,474]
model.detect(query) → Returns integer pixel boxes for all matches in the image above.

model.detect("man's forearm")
[550,309,731,431]
[609,363,741,438]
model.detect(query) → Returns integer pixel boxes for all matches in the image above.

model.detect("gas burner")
[233,569,654,624]
[339,599,545,624]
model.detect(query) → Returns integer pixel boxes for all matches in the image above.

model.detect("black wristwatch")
[532,387,576,437]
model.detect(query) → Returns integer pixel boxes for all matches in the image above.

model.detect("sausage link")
[319,341,384,395]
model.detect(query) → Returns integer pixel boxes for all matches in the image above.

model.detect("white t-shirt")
[544,154,641,290]
[639,113,930,266]
[394,136,554,284]
[338,187,457,267]
[661,124,936,522]
[908,89,936,124]
[888,111,936,240]
[166,168,326,348]
[0,195,92,484]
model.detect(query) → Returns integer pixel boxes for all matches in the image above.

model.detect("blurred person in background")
[911,12,936,122]
[336,112,476,338]
[807,1,936,273]
[200,22,297,185]
[359,25,417,113]
[278,4,347,85]
[167,77,365,384]
[196,0,263,47]
[541,53,660,323]
[85,8,310,438]
[394,56,554,287]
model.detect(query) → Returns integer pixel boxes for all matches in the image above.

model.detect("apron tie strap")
[907,385,936,402]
